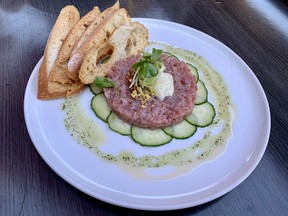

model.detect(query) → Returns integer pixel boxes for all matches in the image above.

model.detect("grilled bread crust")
[37,5,80,100]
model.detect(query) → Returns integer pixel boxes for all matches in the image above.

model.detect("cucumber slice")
[188,63,199,82]
[186,102,216,127]
[89,83,103,95]
[163,51,180,61]
[107,112,131,135]
[195,80,208,105]
[91,93,111,122]
[131,126,172,147]
[163,120,197,139]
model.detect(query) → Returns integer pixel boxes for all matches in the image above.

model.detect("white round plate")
[24,18,270,210]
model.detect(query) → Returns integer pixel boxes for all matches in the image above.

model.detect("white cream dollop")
[153,65,174,101]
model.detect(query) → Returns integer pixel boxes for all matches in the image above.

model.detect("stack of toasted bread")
[38,1,148,100]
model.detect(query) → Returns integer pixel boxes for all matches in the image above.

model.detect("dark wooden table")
[1,0,288,215]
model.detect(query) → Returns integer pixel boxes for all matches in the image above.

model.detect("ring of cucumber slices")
[88,55,215,147]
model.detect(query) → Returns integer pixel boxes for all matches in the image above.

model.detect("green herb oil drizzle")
[62,42,235,180]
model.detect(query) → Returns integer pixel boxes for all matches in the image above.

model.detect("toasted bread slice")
[129,22,149,55]
[48,6,100,85]
[70,1,120,59]
[67,8,131,80]
[78,22,148,84]
[37,5,81,100]
[67,1,120,81]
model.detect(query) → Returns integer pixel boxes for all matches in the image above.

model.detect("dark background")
[1,0,288,215]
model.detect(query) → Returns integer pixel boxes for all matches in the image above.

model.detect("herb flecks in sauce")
[62,96,105,147]
[62,42,235,180]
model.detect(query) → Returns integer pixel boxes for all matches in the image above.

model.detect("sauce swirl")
[62,42,235,180]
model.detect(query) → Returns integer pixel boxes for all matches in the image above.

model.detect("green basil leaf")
[143,55,151,61]
[151,48,163,62]
[132,60,146,70]
[142,63,158,78]
[137,65,145,79]
[94,76,115,88]
[140,76,156,87]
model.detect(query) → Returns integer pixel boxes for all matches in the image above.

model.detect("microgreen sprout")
[129,48,164,89]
